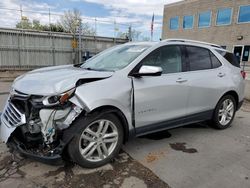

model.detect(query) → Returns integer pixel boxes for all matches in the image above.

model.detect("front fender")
[70,95,133,129]
[69,75,133,131]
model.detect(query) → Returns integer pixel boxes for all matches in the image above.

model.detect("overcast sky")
[0,0,182,40]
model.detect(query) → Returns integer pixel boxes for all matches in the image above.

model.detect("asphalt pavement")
[0,81,250,188]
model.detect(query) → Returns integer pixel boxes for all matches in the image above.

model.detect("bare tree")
[60,9,95,36]
[117,29,142,41]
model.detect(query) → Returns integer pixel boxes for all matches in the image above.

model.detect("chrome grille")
[1,102,26,128]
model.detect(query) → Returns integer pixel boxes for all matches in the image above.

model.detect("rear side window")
[216,50,240,68]
[186,46,212,71]
[210,52,222,68]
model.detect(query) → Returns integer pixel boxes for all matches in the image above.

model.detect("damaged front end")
[0,88,83,165]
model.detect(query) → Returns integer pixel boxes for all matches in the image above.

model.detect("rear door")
[184,46,228,116]
[132,45,189,131]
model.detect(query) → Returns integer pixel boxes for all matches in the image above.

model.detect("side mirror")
[131,65,163,77]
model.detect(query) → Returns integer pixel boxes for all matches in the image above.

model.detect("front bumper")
[1,114,63,165]
[1,111,78,165]
[0,112,16,143]
[8,138,64,165]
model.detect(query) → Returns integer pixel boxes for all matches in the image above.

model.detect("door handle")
[176,78,187,83]
[218,72,225,77]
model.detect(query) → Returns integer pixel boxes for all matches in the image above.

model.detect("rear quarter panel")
[212,49,245,103]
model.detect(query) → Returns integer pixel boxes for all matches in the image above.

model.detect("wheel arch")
[88,105,131,143]
[219,90,239,109]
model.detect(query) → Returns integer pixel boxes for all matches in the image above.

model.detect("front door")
[132,45,189,132]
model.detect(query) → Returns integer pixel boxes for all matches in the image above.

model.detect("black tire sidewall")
[68,113,124,168]
[212,95,236,129]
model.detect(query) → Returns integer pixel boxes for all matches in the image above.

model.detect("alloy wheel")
[79,119,119,162]
[218,99,235,126]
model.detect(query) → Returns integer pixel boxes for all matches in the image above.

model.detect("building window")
[216,8,232,25]
[183,15,194,29]
[198,11,211,28]
[233,46,243,62]
[170,16,179,30]
[242,46,250,62]
[238,5,250,23]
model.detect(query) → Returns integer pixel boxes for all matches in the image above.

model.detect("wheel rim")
[79,119,119,162]
[218,99,234,126]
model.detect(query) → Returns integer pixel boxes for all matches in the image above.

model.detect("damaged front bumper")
[8,137,64,165]
[0,112,16,143]
[0,112,59,164]
[0,115,78,165]
[0,99,84,165]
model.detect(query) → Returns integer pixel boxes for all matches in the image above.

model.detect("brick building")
[162,0,250,64]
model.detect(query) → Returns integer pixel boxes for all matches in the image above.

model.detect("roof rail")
[162,38,223,49]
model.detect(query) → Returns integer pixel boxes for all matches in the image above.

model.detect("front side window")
[183,15,194,29]
[81,45,150,71]
[198,11,211,28]
[216,8,232,25]
[238,5,250,23]
[142,45,182,74]
[170,16,179,30]
[187,46,212,71]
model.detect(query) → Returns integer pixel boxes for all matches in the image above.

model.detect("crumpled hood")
[13,65,113,95]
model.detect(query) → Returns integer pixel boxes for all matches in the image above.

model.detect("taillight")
[241,71,246,79]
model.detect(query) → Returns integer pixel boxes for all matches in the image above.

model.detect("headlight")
[42,88,75,106]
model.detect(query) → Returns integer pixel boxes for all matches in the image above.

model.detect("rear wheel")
[68,113,124,168]
[211,95,236,129]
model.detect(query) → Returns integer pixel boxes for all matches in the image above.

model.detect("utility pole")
[78,20,82,64]
[95,18,97,53]
[128,25,132,41]
[114,20,116,44]
[20,5,23,30]
[19,5,23,67]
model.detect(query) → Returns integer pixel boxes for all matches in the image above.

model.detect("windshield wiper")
[83,67,97,71]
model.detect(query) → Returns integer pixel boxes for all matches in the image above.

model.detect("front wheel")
[211,95,236,129]
[68,113,124,168]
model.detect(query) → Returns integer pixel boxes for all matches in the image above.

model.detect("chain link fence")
[0,6,130,70]
[0,28,128,70]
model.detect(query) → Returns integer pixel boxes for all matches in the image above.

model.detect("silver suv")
[0,39,245,168]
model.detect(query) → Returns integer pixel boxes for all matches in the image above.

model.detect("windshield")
[81,44,150,71]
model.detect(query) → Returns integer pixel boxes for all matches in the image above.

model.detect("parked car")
[0,39,246,168]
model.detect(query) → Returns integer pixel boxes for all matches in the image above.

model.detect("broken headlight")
[42,88,76,106]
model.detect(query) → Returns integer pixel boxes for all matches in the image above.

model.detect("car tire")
[67,113,124,168]
[211,95,236,130]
